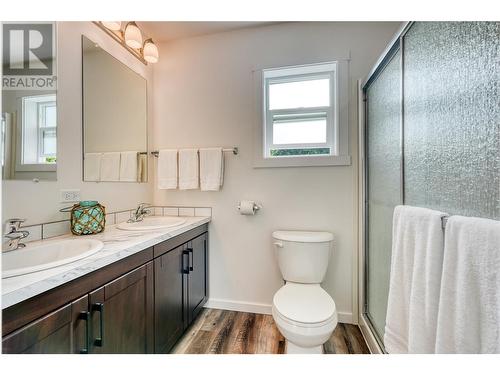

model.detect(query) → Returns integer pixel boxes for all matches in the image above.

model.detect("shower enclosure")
[360,22,499,351]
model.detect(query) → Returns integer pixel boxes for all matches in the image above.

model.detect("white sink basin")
[117,216,187,231]
[2,238,104,279]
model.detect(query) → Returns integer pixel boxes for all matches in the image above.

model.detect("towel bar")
[150,147,238,158]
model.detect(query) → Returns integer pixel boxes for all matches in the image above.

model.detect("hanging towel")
[384,205,447,354]
[157,149,178,189]
[100,152,121,182]
[119,151,138,182]
[84,153,102,182]
[137,153,148,183]
[199,148,224,191]
[435,216,500,354]
[178,149,199,190]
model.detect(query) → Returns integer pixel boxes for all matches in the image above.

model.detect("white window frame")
[37,100,57,159]
[254,61,350,168]
[15,94,57,172]
[264,63,336,156]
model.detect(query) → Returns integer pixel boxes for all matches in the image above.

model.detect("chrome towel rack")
[150,147,238,158]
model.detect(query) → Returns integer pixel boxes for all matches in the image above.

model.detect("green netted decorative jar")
[68,201,106,235]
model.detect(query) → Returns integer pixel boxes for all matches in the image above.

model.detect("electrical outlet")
[60,189,81,203]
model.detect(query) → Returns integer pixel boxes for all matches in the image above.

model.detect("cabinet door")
[2,295,89,354]
[186,233,208,325]
[89,262,154,354]
[154,245,186,353]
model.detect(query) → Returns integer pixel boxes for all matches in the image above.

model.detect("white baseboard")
[205,298,353,324]
[205,298,272,315]
[337,312,353,324]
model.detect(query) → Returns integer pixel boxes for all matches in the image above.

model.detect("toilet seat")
[272,283,336,327]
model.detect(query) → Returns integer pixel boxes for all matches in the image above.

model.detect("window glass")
[269,78,329,110]
[273,117,327,145]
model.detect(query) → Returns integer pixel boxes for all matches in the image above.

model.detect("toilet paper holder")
[237,201,262,214]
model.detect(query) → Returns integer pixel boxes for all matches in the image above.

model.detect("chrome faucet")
[3,219,30,252]
[128,203,152,223]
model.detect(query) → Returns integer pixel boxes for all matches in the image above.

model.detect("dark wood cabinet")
[2,295,89,354]
[2,225,208,354]
[154,232,208,352]
[89,262,154,354]
[185,233,208,327]
[154,245,185,353]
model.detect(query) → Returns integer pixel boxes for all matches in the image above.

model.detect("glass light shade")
[101,21,121,31]
[124,22,142,49]
[143,40,159,63]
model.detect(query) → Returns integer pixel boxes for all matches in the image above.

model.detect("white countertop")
[1,216,210,309]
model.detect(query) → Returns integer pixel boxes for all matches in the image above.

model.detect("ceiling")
[137,22,281,43]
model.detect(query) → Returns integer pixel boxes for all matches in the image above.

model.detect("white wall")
[152,22,400,321]
[2,22,154,225]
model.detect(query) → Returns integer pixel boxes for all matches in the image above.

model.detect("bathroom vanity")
[1,218,209,354]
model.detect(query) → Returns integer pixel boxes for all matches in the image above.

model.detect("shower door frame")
[357,21,413,354]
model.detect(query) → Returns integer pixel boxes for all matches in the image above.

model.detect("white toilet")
[271,230,337,354]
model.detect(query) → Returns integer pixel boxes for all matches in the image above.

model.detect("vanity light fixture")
[143,38,159,63]
[94,21,159,65]
[124,22,143,49]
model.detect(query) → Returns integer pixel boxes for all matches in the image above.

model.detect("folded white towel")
[157,149,178,189]
[100,152,121,182]
[84,153,101,182]
[119,151,138,182]
[137,153,147,183]
[384,205,447,354]
[199,148,224,191]
[435,216,500,353]
[178,149,199,190]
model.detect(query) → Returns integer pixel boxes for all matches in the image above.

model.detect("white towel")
[137,153,147,183]
[178,149,199,190]
[100,152,121,182]
[435,216,500,353]
[199,148,224,191]
[84,153,101,182]
[384,205,447,354]
[157,149,178,189]
[119,151,138,182]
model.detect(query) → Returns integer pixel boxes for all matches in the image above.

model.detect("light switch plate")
[60,189,81,203]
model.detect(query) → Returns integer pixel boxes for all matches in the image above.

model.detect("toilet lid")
[273,283,336,324]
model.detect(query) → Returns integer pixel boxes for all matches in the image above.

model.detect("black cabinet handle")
[187,248,194,271]
[78,311,90,354]
[92,303,104,347]
[182,250,190,274]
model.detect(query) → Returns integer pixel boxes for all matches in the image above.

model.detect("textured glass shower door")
[365,48,402,340]
[363,21,500,348]
[403,22,499,220]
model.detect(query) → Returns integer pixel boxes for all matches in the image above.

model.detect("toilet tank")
[272,231,334,284]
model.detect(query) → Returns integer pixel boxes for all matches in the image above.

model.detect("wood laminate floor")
[172,308,370,354]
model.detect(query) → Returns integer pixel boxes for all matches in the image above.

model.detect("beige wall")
[2,22,154,225]
[152,22,400,321]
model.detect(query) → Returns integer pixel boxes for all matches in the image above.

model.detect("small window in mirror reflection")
[22,95,57,165]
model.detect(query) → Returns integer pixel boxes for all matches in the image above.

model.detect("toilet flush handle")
[273,241,283,248]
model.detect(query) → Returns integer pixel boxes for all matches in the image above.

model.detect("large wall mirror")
[82,35,147,183]
[2,22,57,181]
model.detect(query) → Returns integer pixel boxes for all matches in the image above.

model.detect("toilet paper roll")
[239,200,257,215]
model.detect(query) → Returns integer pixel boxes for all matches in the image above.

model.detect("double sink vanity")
[1,215,210,354]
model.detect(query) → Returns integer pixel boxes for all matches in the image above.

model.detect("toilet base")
[286,341,324,354]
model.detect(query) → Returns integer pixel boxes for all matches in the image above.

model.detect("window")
[263,62,336,159]
[21,95,57,165]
